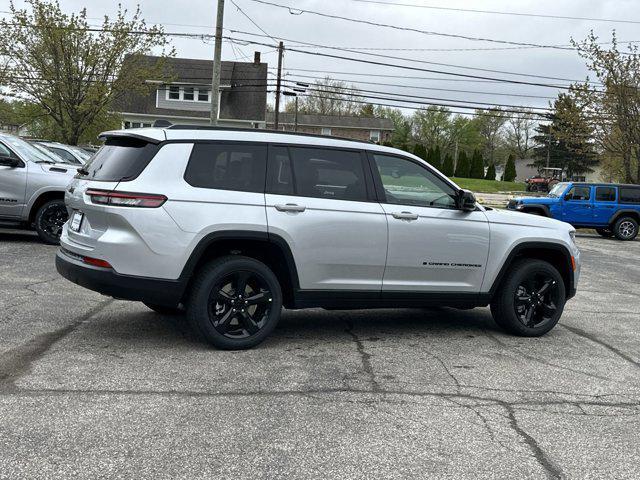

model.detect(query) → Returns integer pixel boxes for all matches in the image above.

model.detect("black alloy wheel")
[513,274,561,330]
[208,270,273,339]
[35,199,68,244]
[490,259,565,337]
[187,256,283,349]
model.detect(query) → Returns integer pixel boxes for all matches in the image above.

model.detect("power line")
[229,0,277,43]
[245,0,574,50]
[348,0,640,25]
[225,29,596,84]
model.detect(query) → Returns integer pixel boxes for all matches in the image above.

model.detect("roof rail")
[166,124,376,144]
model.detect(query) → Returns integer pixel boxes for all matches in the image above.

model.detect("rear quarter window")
[619,187,640,204]
[80,138,159,181]
[184,143,267,193]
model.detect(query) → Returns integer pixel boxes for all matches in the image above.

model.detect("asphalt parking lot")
[0,231,639,479]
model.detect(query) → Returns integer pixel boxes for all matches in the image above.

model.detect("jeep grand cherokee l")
[56,126,581,349]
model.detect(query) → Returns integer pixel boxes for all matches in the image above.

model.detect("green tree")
[441,153,455,176]
[432,145,442,171]
[454,151,470,177]
[503,154,517,182]
[413,143,427,161]
[469,149,485,178]
[485,163,496,180]
[0,0,174,144]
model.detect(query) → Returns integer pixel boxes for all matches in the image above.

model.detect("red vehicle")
[525,167,563,192]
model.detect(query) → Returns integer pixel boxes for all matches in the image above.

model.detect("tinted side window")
[80,138,159,181]
[285,147,367,201]
[267,146,294,195]
[620,187,640,204]
[595,187,616,202]
[566,186,590,201]
[49,147,79,164]
[185,143,267,193]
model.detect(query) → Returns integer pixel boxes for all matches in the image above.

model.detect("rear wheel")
[613,217,638,241]
[186,256,282,350]
[595,228,614,238]
[490,259,565,337]
[34,199,68,244]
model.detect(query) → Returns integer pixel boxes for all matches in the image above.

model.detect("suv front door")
[265,145,387,291]
[0,141,27,219]
[370,153,490,293]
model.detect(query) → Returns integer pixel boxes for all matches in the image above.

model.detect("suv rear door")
[592,186,617,225]
[265,145,387,291]
[369,152,490,293]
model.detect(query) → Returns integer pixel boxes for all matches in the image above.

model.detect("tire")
[186,255,283,350]
[595,228,614,238]
[34,199,68,244]
[613,216,638,241]
[490,259,566,337]
[143,302,184,315]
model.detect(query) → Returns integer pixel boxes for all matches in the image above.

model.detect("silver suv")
[56,126,581,349]
[0,132,77,244]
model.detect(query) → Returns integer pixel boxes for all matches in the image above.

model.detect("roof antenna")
[153,119,173,128]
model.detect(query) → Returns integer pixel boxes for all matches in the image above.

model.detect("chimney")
[254,51,261,64]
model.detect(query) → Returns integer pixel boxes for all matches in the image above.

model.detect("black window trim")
[183,140,269,194]
[265,143,376,203]
[366,150,461,211]
[619,186,640,205]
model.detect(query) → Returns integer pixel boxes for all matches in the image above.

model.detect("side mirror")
[458,189,477,212]
[0,155,19,168]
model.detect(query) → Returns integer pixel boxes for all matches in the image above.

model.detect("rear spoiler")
[97,128,166,145]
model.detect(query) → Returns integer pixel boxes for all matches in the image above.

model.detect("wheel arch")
[488,241,574,300]
[520,204,551,217]
[609,209,640,226]
[27,190,66,224]
[179,230,300,308]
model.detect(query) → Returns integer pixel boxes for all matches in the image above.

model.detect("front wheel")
[186,256,283,350]
[613,217,638,241]
[34,199,68,244]
[490,259,565,337]
[595,228,614,238]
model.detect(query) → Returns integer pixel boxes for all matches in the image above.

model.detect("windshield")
[31,143,66,164]
[1,135,57,163]
[548,182,569,197]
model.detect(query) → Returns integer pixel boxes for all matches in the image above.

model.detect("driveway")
[0,230,638,479]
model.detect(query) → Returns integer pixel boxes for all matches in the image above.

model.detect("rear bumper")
[55,249,186,307]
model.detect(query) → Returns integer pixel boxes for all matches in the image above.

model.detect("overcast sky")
[6,0,640,116]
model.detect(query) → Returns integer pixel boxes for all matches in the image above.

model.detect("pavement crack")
[344,319,381,392]
[502,403,563,479]
[0,299,113,390]
[561,324,639,369]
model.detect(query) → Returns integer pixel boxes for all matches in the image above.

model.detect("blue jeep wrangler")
[508,182,640,241]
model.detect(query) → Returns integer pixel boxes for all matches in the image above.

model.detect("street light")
[282,82,308,132]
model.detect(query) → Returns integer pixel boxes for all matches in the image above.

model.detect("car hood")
[483,207,570,230]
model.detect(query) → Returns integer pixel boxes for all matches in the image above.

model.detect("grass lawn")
[450,177,526,193]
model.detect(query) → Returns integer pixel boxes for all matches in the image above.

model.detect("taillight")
[85,189,167,208]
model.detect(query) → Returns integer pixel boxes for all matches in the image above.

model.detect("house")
[114,53,268,129]
[266,112,394,142]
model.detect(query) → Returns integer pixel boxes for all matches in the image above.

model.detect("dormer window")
[165,85,211,102]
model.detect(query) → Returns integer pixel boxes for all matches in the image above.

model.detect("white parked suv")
[56,126,581,349]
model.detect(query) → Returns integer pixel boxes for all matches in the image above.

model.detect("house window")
[168,86,180,100]
[183,87,195,101]
[321,127,332,136]
[198,89,210,102]
[370,130,381,142]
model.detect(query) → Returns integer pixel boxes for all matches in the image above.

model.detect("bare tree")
[506,109,537,159]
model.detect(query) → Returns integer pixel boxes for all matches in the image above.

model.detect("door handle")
[275,203,306,213]
[392,211,419,221]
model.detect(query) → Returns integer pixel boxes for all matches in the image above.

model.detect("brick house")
[266,113,394,142]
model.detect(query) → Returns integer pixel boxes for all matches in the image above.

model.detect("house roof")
[266,112,394,130]
[113,55,268,122]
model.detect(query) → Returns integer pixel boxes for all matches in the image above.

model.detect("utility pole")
[274,41,284,130]
[546,131,551,168]
[210,0,225,125]
[294,96,299,132]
